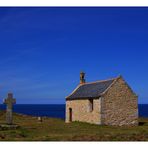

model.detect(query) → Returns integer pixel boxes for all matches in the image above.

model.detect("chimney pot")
[80,71,85,84]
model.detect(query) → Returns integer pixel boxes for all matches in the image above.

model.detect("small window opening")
[89,99,93,112]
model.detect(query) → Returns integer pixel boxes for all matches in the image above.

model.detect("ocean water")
[0,104,147,119]
[0,104,65,119]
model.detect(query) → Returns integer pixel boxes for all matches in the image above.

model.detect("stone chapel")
[65,72,138,126]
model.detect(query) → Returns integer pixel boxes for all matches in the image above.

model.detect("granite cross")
[3,93,16,125]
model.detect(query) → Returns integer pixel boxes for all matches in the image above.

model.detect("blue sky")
[0,7,148,104]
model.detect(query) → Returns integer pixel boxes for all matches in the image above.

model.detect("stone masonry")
[66,72,138,126]
[101,77,138,126]
[66,99,101,124]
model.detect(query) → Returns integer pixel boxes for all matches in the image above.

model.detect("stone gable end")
[101,77,138,126]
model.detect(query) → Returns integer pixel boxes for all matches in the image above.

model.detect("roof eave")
[66,96,101,101]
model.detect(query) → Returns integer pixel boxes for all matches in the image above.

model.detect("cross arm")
[3,99,8,104]
[12,98,16,104]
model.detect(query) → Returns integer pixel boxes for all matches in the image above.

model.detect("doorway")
[69,108,72,122]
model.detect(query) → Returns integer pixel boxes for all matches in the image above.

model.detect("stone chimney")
[80,71,85,84]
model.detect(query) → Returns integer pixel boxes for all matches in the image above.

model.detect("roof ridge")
[82,77,117,85]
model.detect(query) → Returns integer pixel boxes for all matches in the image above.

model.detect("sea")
[0,104,148,119]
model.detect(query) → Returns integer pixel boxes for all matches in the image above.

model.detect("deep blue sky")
[0,7,148,104]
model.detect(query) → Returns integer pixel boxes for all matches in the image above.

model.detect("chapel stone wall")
[65,99,101,124]
[101,77,138,126]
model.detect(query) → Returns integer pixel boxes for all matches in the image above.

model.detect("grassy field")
[0,111,148,141]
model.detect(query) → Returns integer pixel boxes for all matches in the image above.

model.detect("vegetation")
[0,111,148,141]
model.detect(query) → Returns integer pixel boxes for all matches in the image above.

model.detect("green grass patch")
[0,111,148,141]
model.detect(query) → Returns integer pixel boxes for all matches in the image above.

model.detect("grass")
[0,110,148,141]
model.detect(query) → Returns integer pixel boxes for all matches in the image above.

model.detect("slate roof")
[66,78,116,100]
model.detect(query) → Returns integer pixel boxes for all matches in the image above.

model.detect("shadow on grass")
[139,122,147,126]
